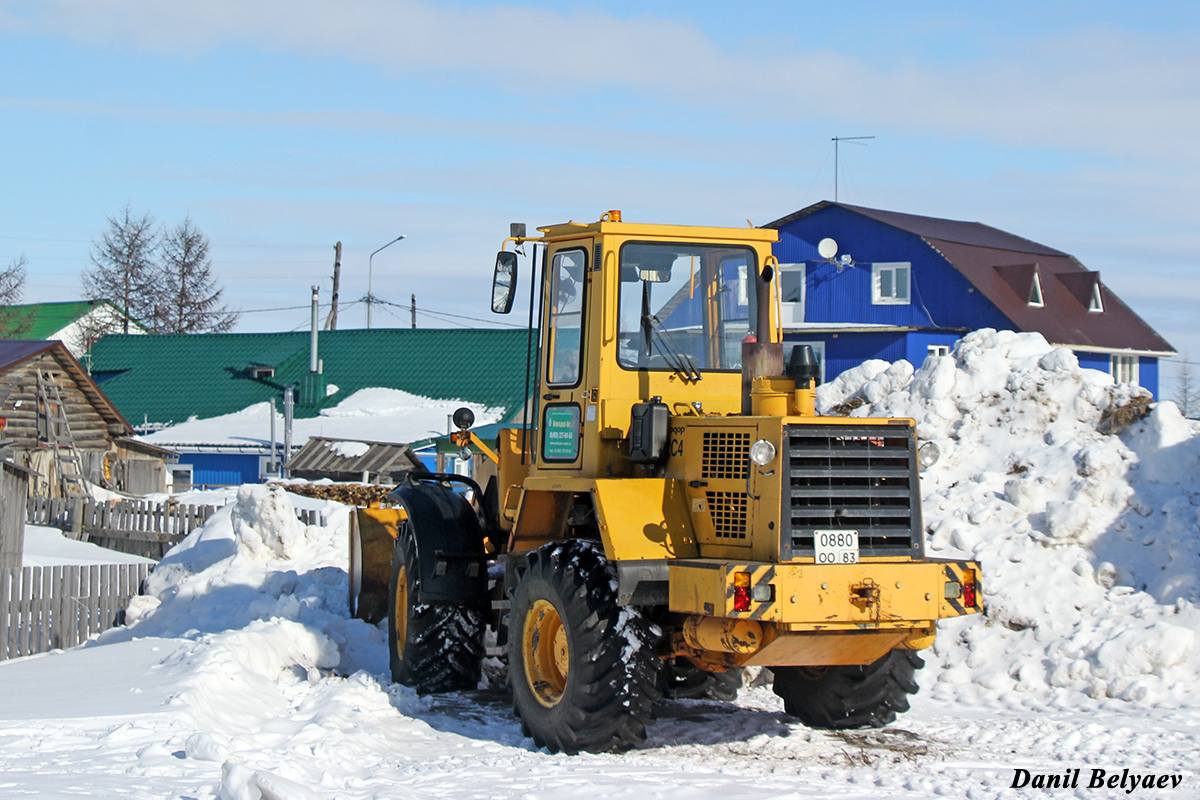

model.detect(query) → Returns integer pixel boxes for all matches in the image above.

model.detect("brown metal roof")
[766,202,1174,355]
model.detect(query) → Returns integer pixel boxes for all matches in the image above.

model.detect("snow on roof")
[137,387,502,449]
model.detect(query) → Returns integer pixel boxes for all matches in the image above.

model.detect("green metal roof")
[0,300,124,339]
[88,328,536,426]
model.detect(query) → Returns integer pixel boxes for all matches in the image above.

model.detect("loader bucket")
[349,506,408,624]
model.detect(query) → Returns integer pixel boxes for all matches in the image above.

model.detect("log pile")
[277,482,397,506]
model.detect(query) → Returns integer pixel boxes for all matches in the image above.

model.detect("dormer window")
[1028,272,1044,307]
[248,364,275,379]
[1089,282,1104,313]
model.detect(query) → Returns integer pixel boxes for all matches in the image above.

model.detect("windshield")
[617,241,757,372]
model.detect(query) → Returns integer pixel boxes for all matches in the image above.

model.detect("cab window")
[617,242,757,372]
[547,249,586,386]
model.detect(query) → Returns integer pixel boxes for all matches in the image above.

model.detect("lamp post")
[367,234,406,329]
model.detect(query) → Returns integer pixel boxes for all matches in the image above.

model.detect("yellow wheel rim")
[393,565,408,660]
[523,599,569,708]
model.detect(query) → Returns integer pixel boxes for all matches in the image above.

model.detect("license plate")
[814,530,859,564]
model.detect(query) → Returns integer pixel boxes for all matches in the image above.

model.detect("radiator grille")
[781,424,923,559]
[706,491,748,538]
[702,431,751,479]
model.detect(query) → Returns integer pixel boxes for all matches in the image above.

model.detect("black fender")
[387,476,489,609]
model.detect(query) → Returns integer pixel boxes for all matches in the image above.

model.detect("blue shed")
[765,202,1174,395]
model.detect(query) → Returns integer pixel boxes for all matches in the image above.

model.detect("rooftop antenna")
[833,135,874,202]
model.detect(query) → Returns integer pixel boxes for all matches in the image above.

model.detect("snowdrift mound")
[819,329,1200,708]
[113,485,387,697]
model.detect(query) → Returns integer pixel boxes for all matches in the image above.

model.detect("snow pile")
[818,329,1200,708]
[117,484,387,703]
[140,387,503,447]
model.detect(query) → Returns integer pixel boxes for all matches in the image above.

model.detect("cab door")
[539,244,589,470]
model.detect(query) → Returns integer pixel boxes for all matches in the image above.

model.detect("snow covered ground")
[2,329,1199,798]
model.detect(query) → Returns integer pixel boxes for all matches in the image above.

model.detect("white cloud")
[7,3,1199,167]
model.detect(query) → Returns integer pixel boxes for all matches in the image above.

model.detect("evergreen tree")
[1174,354,1200,419]
[157,215,240,334]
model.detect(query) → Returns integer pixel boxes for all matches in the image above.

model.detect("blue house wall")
[181,453,263,487]
[774,206,1012,331]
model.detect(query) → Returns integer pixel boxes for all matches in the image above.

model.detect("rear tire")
[507,540,662,754]
[388,524,484,693]
[772,650,923,729]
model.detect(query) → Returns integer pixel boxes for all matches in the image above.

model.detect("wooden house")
[0,341,174,497]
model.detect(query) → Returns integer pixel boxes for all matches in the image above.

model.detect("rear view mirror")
[637,266,671,283]
[492,251,518,314]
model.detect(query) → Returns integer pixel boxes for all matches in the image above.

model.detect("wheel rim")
[523,599,569,708]
[393,565,408,660]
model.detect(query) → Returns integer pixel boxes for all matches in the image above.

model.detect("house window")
[872,262,910,305]
[928,344,950,358]
[783,341,826,384]
[1089,283,1104,313]
[1111,355,1139,386]
[779,263,805,325]
[1028,272,1044,307]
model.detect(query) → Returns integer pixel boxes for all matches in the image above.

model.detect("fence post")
[0,569,10,660]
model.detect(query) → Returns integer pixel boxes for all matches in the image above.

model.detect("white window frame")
[783,341,826,384]
[872,262,911,305]
[1089,282,1104,313]
[1028,272,1044,307]
[928,344,951,358]
[778,263,806,325]
[1111,354,1139,386]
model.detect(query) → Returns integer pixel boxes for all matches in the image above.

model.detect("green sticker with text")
[543,406,580,461]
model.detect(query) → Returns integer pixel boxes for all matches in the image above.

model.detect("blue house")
[765,202,1175,396]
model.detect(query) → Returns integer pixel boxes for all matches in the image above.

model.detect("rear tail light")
[961,570,978,608]
[732,572,751,612]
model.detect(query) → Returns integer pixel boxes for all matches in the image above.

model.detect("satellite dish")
[818,238,838,259]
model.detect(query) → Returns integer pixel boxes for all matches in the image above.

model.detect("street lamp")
[367,234,406,329]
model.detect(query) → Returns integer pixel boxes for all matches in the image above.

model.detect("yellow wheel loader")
[349,211,981,754]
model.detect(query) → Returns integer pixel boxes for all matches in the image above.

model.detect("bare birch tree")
[0,254,32,337]
[157,215,240,333]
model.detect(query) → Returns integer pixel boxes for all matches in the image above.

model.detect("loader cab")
[492,212,781,480]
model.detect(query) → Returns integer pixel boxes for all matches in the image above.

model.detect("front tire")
[507,540,662,754]
[772,649,923,729]
[387,524,484,693]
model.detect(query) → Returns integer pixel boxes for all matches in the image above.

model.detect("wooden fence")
[0,563,152,661]
[27,497,220,560]
[2,499,328,661]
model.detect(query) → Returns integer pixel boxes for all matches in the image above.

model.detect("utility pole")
[324,242,341,331]
[832,135,874,202]
[411,294,416,329]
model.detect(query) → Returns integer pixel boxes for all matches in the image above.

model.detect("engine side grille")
[706,491,748,538]
[702,431,750,479]
[781,424,924,559]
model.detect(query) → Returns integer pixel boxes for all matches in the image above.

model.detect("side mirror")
[492,251,518,314]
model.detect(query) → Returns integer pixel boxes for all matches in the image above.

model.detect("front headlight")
[918,441,941,470]
[749,439,777,467]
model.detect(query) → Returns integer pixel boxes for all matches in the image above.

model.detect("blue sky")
[2,1,1199,391]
